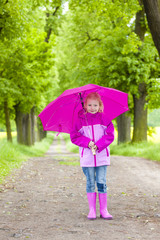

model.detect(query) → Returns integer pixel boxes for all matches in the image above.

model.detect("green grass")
[0,133,54,183]
[61,132,160,162]
[110,141,160,162]
[61,133,79,153]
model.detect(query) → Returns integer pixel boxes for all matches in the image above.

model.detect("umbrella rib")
[71,94,82,128]
[96,88,129,110]
[45,94,82,129]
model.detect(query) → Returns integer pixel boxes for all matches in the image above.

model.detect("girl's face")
[86,99,100,114]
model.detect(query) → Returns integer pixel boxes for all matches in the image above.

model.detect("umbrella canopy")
[38,84,129,134]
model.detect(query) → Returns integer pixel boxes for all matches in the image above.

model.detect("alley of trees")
[0,0,160,145]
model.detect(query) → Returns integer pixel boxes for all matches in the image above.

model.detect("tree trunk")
[15,112,23,144]
[4,100,12,142]
[40,128,47,140]
[37,117,47,141]
[132,83,148,142]
[34,116,39,142]
[15,107,35,146]
[135,0,146,42]
[132,1,148,142]
[38,125,47,140]
[117,113,131,144]
[15,108,25,144]
[143,0,160,56]
[31,107,35,144]
[25,113,32,146]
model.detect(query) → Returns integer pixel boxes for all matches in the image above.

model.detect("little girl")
[70,92,114,220]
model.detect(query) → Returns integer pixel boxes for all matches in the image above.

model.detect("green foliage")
[0,0,30,40]
[147,79,160,109]
[55,0,160,113]
[1,0,160,141]
[0,0,62,126]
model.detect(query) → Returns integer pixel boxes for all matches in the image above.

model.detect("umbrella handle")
[79,92,84,108]
[91,147,96,155]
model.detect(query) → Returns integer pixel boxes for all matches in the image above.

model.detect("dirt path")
[0,136,160,240]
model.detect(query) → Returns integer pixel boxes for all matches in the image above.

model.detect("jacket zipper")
[81,148,84,157]
[91,124,96,167]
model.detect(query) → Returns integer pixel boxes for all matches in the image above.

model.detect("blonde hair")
[84,92,104,113]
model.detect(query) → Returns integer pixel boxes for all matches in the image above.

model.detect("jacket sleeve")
[70,120,91,148]
[95,121,114,153]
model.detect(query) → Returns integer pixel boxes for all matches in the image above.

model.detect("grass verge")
[62,133,160,162]
[61,133,79,153]
[0,133,54,183]
[110,141,160,162]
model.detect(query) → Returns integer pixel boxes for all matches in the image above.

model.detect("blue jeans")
[82,166,107,193]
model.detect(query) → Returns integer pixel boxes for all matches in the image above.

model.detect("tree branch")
[85,31,101,44]
[135,0,146,41]
[45,6,60,43]
[52,6,60,16]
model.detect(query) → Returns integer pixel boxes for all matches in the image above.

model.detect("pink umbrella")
[38,84,129,134]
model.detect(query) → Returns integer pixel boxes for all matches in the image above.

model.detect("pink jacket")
[70,111,114,167]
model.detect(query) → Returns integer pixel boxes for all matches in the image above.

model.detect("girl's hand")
[88,141,95,148]
[92,145,97,151]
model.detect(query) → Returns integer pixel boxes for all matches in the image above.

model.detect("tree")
[0,1,59,144]
[55,0,159,143]
[37,0,63,140]
[13,22,55,145]
[143,0,160,56]
[0,0,29,141]
[132,0,147,142]
[117,114,131,144]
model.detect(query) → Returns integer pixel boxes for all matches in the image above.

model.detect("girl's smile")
[86,99,100,114]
